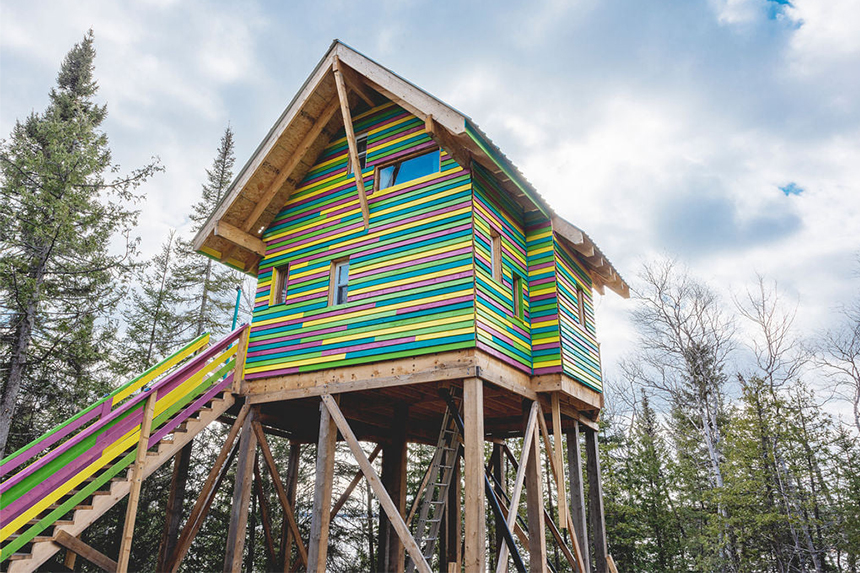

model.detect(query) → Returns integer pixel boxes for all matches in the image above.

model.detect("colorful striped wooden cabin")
[0,41,627,573]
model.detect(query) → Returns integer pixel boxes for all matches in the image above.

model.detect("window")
[271,263,289,306]
[490,230,502,283]
[347,133,368,174]
[376,149,440,191]
[513,274,524,319]
[329,259,350,305]
[576,285,587,327]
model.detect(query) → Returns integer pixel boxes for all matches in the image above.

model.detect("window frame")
[513,273,525,320]
[270,263,290,306]
[576,284,588,328]
[373,146,441,193]
[490,229,502,284]
[346,132,368,175]
[328,258,350,306]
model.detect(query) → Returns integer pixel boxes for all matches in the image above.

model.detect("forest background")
[2,2,860,571]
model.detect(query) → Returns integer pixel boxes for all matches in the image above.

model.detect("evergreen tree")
[116,229,188,373]
[175,125,242,339]
[0,30,160,456]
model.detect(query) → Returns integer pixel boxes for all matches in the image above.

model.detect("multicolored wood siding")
[554,238,602,391]
[244,98,603,391]
[245,102,476,379]
[527,214,563,375]
[472,163,531,373]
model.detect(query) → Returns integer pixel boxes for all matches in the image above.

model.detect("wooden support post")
[223,407,258,573]
[463,377,486,573]
[524,401,547,572]
[567,423,590,573]
[551,393,569,528]
[56,530,118,573]
[157,442,193,573]
[319,394,432,573]
[378,404,407,573]
[282,441,301,572]
[496,402,537,573]
[117,391,157,573]
[254,456,279,567]
[166,406,249,573]
[333,57,370,230]
[232,325,250,394]
[308,396,338,573]
[253,422,310,569]
[585,428,608,573]
[492,443,506,573]
[441,449,461,572]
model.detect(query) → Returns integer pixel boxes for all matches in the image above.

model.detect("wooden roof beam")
[424,115,471,169]
[336,60,376,107]
[241,94,342,235]
[333,57,370,231]
[214,221,267,257]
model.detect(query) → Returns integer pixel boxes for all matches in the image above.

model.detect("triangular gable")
[192,40,629,298]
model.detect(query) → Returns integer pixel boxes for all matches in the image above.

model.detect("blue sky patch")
[780,182,804,196]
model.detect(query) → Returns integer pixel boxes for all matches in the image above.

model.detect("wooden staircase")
[5,391,235,573]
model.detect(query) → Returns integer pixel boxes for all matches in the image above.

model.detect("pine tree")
[0,30,160,457]
[116,230,188,373]
[175,125,242,339]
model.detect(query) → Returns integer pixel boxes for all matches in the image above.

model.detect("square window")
[330,259,350,305]
[271,264,289,306]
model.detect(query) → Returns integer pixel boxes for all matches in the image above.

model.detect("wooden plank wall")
[245,102,476,379]
[471,163,532,374]
[527,213,563,376]
[554,238,602,391]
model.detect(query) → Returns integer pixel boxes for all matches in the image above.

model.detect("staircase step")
[8,553,33,561]
[48,503,92,511]
[7,534,54,543]
[27,519,73,527]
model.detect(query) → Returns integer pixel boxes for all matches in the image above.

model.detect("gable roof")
[193,40,629,298]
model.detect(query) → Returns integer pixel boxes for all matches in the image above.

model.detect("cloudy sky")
[2,0,858,396]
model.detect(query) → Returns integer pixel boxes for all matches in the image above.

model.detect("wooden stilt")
[492,443,506,573]
[254,456,279,567]
[551,393,569,528]
[463,377,486,573]
[319,394,431,573]
[307,396,338,573]
[167,406,249,573]
[157,442,193,572]
[282,441,301,573]
[524,402,547,572]
[585,428,608,573]
[223,408,258,573]
[378,404,408,573]
[253,422,310,569]
[63,545,77,571]
[567,423,590,573]
[117,391,157,573]
[444,449,461,572]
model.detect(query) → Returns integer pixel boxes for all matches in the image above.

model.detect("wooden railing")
[0,325,249,563]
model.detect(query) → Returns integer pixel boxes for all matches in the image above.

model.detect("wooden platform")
[241,349,602,445]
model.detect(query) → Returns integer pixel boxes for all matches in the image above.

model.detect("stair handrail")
[0,333,211,477]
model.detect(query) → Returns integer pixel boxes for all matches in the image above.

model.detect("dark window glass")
[347,133,368,174]
[513,274,524,319]
[273,264,289,305]
[332,260,350,305]
[576,286,587,326]
[377,149,440,190]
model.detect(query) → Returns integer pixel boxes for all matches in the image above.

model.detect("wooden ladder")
[405,394,462,572]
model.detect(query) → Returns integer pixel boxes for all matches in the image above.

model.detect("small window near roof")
[490,230,502,283]
[330,259,350,306]
[513,274,524,319]
[377,149,440,191]
[347,133,368,174]
[271,263,289,306]
[576,285,587,327]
